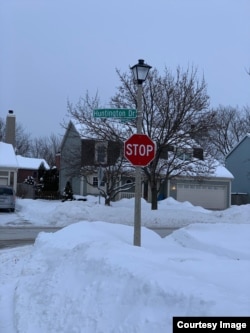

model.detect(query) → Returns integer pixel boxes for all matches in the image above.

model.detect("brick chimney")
[5,110,16,148]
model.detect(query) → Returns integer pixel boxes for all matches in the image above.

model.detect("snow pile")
[12,222,250,333]
[0,197,250,333]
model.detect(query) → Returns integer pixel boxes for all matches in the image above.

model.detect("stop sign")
[124,134,156,166]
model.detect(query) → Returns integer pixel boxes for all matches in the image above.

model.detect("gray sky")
[1,0,249,138]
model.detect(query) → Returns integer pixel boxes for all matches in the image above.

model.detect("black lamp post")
[130,59,151,246]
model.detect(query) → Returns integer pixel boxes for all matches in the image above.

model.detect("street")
[0,226,176,249]
[0,227,61,249]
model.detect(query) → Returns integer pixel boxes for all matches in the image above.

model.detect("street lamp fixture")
[130,59,151,246]
[131,59,152,85]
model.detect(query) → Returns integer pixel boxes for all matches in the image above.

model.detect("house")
[1,110,50,197]
[0,111,18,190]
[15,156,51,199]
[59,120,122,196]
[16,155,50,183]
[0,145,50,198]
[60,120,233,210]
[225,133,250,204]
[0,142,19,191]
[0,142,51,196]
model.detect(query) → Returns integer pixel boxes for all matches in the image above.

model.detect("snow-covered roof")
[0,142,19,168]
[70,118,129,140]
[16,155,50,170]
[157,153,234,180]
[0,142,50,170]
[212,163,234,179]
[71,119,86,138]
[64,119,87,140]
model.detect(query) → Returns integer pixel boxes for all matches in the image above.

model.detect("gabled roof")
[210,163,234,179]
[16,155,50,170]
[226,133,250,159]
[70,119,88,138]
[158,153,234,180]
[61,120,82,150]
[0,142,19,168]
[0,141,50,170]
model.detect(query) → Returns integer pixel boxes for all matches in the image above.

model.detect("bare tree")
[244,106,250,128]
[0,117,32,155]
[66,92,129,141]
[67,66,216,209]
[204,105,249,163]
[15,123,32,156]
[30,134,62,167]
[113,66,218,209]
[0,117,4,141]
[80,159,135,206]
[0,117,5,141]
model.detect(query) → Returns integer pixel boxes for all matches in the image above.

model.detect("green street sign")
[93,108,137,119]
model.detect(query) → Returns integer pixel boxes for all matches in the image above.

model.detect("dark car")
[0,185,16,212]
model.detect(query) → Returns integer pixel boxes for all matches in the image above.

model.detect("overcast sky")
[0,0,249,138]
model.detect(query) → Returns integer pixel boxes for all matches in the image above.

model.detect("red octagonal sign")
[124,134,156,166]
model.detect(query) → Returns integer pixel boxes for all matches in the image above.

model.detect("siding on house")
[81,140,121,167]
[225,134,250,204]
[17,169,38,183]
[59,122,82,195]
[0,142,18,190]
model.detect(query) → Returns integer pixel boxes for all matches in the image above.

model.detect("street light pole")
[131,59,151,246]
[134,83,142,246]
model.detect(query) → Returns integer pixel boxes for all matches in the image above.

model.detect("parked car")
[0,185,16,212]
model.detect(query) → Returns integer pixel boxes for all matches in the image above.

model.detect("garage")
[177,183,227,210]
[0,177,8,185]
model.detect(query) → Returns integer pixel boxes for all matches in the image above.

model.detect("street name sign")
[124,134,156,166]
[93,108,137,119]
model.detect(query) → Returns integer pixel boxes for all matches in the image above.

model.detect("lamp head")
[131,59,152,84]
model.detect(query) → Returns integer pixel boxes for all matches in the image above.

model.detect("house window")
[95,142,107,164]
[193,147,204,160]
[93,177,98,187]
[92,177,105,187]
[176,148,192,161]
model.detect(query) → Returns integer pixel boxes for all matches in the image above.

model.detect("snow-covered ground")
[0,197,249,333]
[1,195,249,228]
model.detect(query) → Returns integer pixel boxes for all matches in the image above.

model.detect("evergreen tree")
[62,181,73,201]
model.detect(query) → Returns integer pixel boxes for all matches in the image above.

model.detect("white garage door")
[177,184,227,210]
[0,178,8,185]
